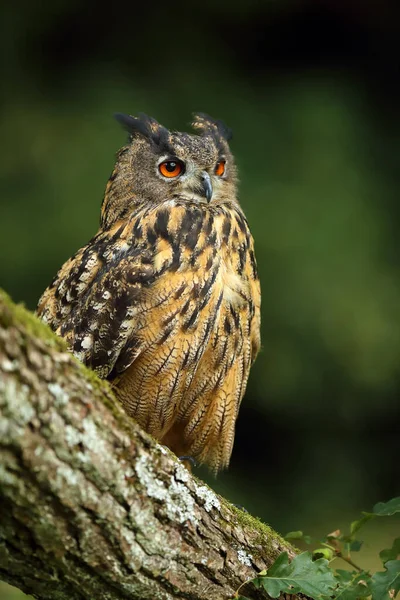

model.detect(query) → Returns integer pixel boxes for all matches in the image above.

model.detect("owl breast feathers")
[37,112,261,473]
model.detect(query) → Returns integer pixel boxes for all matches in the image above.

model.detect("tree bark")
[0,290,297,600]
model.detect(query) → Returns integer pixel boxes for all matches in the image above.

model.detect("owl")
[37,112,261,473]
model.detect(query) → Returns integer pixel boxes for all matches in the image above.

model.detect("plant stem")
[336,552,363,572]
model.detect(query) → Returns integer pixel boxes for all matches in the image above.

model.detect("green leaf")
[334,570,371,600]
[350,540,364,552]
[380,539,400,564]
[373,498,400,517]
[304,536,312,544]
[350,513,374,536]
[254,551,337,599]
[349,497,400,538]
[335,570,356,584]
[313,548,334,561]
[370,560,400,600]
[285,531,312,544]
[341,535,353,543]
[286,530,305,539]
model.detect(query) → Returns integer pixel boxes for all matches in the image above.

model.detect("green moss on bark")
[231,505,297,560]
[0,290,67,351]
[0,288,123,420]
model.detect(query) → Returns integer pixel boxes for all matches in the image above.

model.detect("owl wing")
[37,204,222,381]
[36,222,147,378]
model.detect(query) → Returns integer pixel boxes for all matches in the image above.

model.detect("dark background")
[1,1,399,597]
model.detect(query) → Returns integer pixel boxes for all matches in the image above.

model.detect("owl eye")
[215,160,226,177]
[159,160,184,178]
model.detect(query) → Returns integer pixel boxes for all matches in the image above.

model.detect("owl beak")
[200,172,213,202]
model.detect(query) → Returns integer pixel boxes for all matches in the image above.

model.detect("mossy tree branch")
[0,290,297,600]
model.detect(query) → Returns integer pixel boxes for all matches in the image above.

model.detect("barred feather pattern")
[37,200,260,473]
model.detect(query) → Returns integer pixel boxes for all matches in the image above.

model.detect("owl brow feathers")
[114,112,172,151]
[191,112,233,143]
[114,112,233,151]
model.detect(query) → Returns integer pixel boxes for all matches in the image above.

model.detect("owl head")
[101,113,238,228]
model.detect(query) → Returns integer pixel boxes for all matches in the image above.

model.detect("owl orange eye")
[159,160,184,178]
[215,160,226,177]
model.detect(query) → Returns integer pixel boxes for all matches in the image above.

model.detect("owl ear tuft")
[192,113,233,142]
[114,112,169,146]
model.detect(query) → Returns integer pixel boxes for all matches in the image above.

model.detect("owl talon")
[178,455,197,468]
[233,504,249,513]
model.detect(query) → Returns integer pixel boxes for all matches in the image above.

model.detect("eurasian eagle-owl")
[37,112,261,473]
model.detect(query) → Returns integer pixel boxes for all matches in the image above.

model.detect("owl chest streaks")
[38,201,260,472]
[110,201,258,474]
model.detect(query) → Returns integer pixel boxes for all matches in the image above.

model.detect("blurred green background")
[1,0,399,597]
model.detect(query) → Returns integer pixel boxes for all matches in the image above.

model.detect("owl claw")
[233,504,249,513]
[178,455,197,468]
